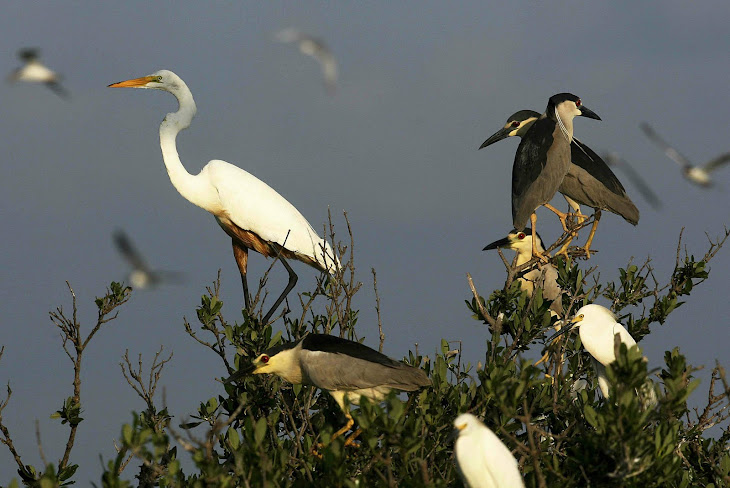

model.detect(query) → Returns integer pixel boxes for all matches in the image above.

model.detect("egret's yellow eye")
[579,314,584,319]
[156,76,163,82]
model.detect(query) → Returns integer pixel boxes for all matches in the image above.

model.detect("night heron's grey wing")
[560,139,639,225]
[703,153,730,173]
[639,122,693,169]
[299,335,428,392]
[113,230,151,272]
[46,80,70,99]
[511,118,554,229]
[604,153,662,210]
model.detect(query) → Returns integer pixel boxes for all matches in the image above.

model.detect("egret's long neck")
[158,88,215,211]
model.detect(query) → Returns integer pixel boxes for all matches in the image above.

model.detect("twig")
[372,268,385,352]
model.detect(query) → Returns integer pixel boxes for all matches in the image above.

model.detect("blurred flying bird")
[113,230,184,289]
[508,94,601,260]
[8,48,70,99]
[275,28,338,95]
[109,70,338,323]
[450,413,525,488]
[481,110,638,256]
[603,152,662,210]
[640,122,730,188]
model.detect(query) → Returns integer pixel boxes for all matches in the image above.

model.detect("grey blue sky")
[1,1,729,483]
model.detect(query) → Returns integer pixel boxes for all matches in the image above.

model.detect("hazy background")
[1,1,729,482]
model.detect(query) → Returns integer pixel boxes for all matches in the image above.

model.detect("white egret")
[451,413,525,488]
[8,48,69,99]
[113,230,184,289]
[275,28,338,95]
[109,70,338,322]
[640,122,730,188]
[550,304,654,401]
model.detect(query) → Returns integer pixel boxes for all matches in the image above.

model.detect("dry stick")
[372,268,385,352]
[35,420,48,467]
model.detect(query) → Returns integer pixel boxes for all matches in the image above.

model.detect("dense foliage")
[1,226,729,487]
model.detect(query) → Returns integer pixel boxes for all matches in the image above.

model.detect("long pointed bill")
[479,127,511,149]
[108,75,157,88]
[483,236,511,251]
[578,106,601,120]
[223,361,257,384]
[545,315,583,343]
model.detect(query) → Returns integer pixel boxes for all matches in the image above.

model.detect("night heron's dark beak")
[223,361,257,384]
[479,127,511,149]
[578,106,601,121]
[545,315,583,343]
[483,236,511,251]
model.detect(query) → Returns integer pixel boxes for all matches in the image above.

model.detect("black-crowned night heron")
[481,109,638,256]
[451,413,525,488]
[483,228,562,317]
[640,122,730,188]
[548,304,655,403]
[113,230,184,289]
[9,48,69,99]
[225,333,430,445]
[504,94,601,261]
[275,28,338,95]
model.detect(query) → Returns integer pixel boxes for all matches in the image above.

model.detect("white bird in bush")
[451,413,525,488]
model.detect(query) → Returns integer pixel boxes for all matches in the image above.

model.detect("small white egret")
[109,70,338,322]
[113,230,184,289]
[640,122,730,188]
[9,48,69,99]
[549,304,654,401]
[275,28,338,95]
[451,413,525,488]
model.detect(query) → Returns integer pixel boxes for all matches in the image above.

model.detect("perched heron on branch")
[640,122,730,188]
[225,334,430,445]
[109,70,338,323]
[8,48,69,99]
[547,304,655,404]
[450,413,525,488]
[492,94,600,260]
[481,110,638,256]
[483,228,562,317]
[275,28,338,95]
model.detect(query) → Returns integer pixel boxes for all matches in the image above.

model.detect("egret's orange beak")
[108,75,157,88]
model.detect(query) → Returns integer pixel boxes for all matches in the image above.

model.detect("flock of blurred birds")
[8,28,730,487]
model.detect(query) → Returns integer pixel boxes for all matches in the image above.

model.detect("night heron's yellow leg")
[529,214,549,263]
[582,210,602,259]
[343,428,362,448]
[331,413,355,442]
[543,203,570,232]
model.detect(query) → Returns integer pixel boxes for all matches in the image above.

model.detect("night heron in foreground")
[9,48,69,99]
[225,334,430,445]
[547,304,655,403]
[505,94,601,260]
[640,122,730,188]
[451,413,525,488]
[481,109,638,256]
[275,28,338,95]
[113,230,184,289]
[483,228,563,317]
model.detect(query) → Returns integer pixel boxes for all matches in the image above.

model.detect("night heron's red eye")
[576,99,582,107]
[518,233,526,239]
[511,121,519,127]
[261,355,270,363]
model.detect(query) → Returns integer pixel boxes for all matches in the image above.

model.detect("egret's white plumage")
[452,413,525,488]
[9,48,69,98]
[275,28,338,95]
[109,70,337,321]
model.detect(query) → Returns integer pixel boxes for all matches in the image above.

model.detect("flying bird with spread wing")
[113,230,184,289]
[640,122,730,188]
[275,28,338,95]
[8,48,70,99]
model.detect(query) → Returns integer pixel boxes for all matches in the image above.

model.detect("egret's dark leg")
[583,210,602,258]
[232,239,251,311]
[262,257,298,324]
